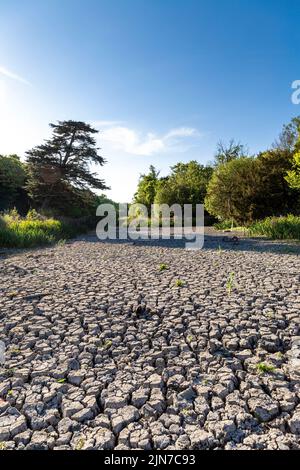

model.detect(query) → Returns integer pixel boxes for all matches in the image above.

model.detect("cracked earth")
[0,230,300,450]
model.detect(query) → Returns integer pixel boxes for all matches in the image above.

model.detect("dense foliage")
[134,161,213,218]
[155,161,213,208]
[26,120,108,213]
[134,165,160,211]
[131,116,300,234]
[1,116,300,246]
[0,210,68,248]
[286,152,300,190]
[0,154,29,213]
[248,215,300,240]
[205,118,300,224]
[205,149,299,224]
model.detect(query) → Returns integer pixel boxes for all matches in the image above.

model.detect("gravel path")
[0,230,300,450]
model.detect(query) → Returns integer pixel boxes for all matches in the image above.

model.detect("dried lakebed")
[0,233,300,450]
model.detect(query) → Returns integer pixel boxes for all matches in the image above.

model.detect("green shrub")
[159,263,168,272]
[248,215,300,240]
[26,209,44,221]
[256,363,275,374]
[0,210,87,248]
[214,219,237,230]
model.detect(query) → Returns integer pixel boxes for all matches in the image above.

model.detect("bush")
[213,220,237,230]
[248,215,300,240]
[205,158,260,224]
[26,209,44,221]
[205,150,299,225]
[0,210,89,248]
[0,154,29,213]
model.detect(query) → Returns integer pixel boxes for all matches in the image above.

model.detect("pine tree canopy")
[26,120,108,190]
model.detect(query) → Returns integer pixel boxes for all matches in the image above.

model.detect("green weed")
[102,340,112,350]
[256,362,275,374]
[248,215,300,240]
[159,263,168,272]
[226,272,235,295]
[75,438,85,450]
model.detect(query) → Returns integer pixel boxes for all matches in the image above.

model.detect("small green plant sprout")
[159,263,168,272]
[187,335,194,343]
[0,442,7,450]
[264,310,275,318]
[175,279,185,287]
[102,340,112,350]
[7,390,13,397]
[7,291,18,298]
[57,239,66,246]
[56,378,66,383]
[217,244,223,253]
[10,347,21,356]
[276,352,284,359]
[256,362,275,374]
[181,408,192,416]
[226,272,235,295]
[75,438,85,450]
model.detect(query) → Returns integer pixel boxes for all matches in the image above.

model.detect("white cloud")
[96,123,201,156]
[165,127,199,139]
[0,66,30,85]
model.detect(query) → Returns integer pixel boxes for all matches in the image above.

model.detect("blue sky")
[0,0,300,201]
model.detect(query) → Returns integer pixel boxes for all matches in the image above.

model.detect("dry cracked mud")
[0,231,300,450]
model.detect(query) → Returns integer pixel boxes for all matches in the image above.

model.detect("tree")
[285,152,300,190]
[205,149,299,224]
[134,165,160,211]
[214,139,247,166]
[205,157,260,224]
[25,120,108,211]
[273,116,300,152]
[0,155,28,212]
[256,148,298,215]
[154,161,213,211]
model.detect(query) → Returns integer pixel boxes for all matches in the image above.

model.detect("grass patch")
[0,209,88,248]
[214,219,237,230]
[214,219,245,231]
[226,272,235,295]
[248,215,300,240]
[215,215,300,241]
[256,362,276,374]
[159,263,168,272]
[175,279,185,287]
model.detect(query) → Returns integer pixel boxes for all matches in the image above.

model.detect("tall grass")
[248,215,300,240]
[0,210,80,248]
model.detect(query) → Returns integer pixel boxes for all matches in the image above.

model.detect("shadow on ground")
[74,229,300,255]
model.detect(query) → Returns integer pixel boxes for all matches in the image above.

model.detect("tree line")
[1,116,300,226]
[134,117,300,225]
